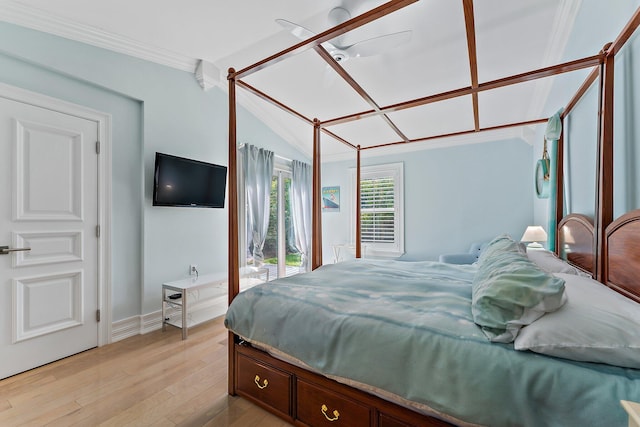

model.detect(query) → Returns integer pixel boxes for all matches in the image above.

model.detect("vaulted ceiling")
[1,0,638,159]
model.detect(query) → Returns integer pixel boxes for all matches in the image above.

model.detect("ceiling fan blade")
[276,18,338,52]
[345,30,412,58]
[275,19,317,41]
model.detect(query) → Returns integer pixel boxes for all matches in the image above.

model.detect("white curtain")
[290,160,312,272]
[241,144,274,266]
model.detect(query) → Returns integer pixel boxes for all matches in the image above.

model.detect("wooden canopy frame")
[227,0,640,403]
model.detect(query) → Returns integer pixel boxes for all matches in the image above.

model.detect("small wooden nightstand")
[622,400,640,427]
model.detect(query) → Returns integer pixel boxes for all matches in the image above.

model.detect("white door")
[0,96,99,379]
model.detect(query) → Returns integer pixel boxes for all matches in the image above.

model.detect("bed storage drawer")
[236,353,292,416]
[379,412,452,427]
[379,413,414,427]
[296,378,371,427]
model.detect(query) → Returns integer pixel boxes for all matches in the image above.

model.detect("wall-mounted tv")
[153,152,227,208]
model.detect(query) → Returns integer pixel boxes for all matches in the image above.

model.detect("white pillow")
[514,273,640,368]
[526,250,591,277]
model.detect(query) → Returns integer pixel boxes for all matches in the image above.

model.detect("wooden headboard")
[558,210,640,303]
[605,209,640,303]
[557,213,595,276]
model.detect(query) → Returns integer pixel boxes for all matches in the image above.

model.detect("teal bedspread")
[225,259,640,427]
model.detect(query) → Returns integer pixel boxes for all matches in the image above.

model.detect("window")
[352,162,404,258]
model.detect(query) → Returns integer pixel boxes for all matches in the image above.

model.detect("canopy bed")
[225,1,640,426]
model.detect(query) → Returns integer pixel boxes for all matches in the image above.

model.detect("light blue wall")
[322,138,533,261]
[0,21,307,319]
[564,84,598,217]
[613,30,640,218]
[532,1,640,232]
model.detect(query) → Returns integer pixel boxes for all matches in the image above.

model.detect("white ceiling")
[1,0,638,159]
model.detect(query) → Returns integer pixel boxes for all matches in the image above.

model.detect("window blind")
[361,176,395,243]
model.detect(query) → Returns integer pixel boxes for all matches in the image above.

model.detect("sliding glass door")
[262,169,301,279]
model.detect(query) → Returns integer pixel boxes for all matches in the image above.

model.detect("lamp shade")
[521,226,547,243]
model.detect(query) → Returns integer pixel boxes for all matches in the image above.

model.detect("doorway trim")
[0,82,113,345]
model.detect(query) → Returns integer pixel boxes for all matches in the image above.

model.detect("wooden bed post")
[227,68,240,304]
[227,67,239,395]
[312,119,323,269]
[595,47,615,283]
[356,146,362,258]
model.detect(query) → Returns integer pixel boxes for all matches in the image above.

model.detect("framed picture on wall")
[322,186,340,212]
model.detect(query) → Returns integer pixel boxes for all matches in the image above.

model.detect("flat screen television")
[153,152,227,208]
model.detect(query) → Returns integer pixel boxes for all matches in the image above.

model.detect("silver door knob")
[0,246,31,255]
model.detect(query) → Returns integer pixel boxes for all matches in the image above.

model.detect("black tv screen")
[153,152,227,208]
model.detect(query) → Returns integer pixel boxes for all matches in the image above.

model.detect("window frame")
[351,162,404,258]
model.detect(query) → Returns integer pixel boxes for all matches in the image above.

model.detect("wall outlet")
[189,264,198,275]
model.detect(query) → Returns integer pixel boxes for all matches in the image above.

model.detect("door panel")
[14,119,84,221]
[13,270,84,342]
[0,96,99,379]
[12,230,83,267]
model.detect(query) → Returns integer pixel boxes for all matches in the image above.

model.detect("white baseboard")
[111,297,228,342]
[141,311,164,335]
[111,311,163,342]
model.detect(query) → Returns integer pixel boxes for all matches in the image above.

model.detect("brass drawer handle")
[321,404,340,421]
[254,375,268,389]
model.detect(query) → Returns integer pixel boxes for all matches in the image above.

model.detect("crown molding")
[0,0,305,152]
[195,59,222,91]
[0,1,198,72]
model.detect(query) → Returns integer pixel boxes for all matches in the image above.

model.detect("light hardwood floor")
[0,316,292,427]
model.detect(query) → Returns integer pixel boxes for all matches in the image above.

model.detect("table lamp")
[521,225,547,249]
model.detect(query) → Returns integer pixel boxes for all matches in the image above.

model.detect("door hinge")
[96,140,100,154]
[96,309,101,322]
[96,225,101,238]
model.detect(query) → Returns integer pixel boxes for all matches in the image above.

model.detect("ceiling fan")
[276,6,412,64]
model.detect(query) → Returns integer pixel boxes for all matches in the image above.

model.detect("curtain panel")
[241,144,274,265]
[291,160,312,272]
